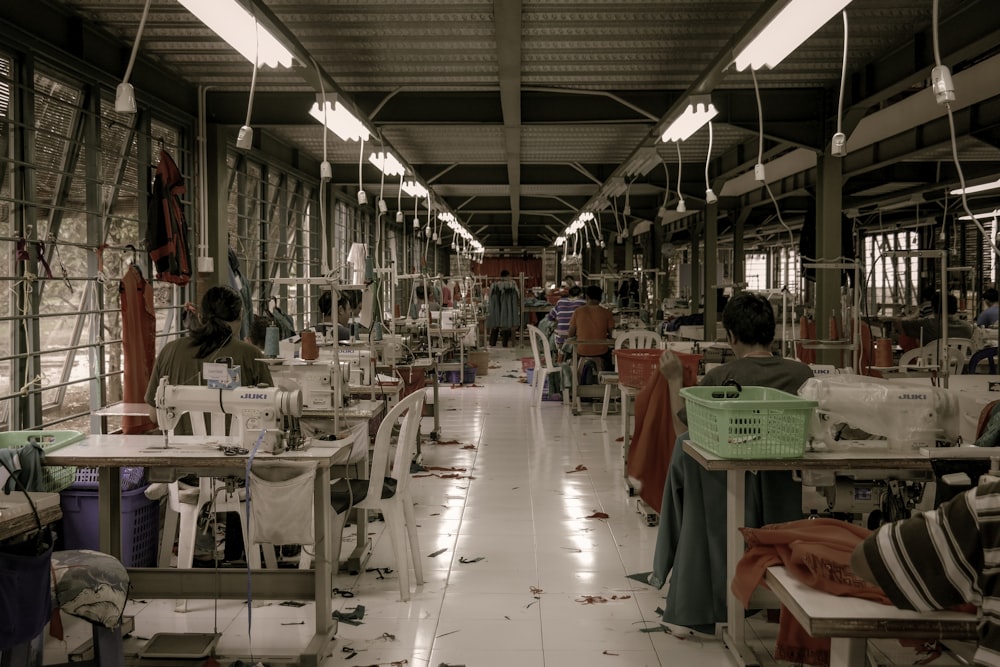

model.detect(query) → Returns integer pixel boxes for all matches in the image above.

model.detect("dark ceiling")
[9,0,1000,249]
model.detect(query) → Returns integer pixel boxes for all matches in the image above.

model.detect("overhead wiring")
[750,68,794,249]
[932,0,1000,256]
[674,142,685,212]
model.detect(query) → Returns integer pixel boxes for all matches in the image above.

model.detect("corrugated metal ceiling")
[38,0,1000,246]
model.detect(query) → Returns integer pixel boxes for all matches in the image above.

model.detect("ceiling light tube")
[959,209,1000,221]
[369,151,405,177]
[176,0,295,68]
[402,180,428,199]
[661,96,718,143]
[733,0,853,71]
[309,94,371,143]
[951,178,1000,196]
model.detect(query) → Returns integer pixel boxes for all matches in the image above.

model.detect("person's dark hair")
[585,285,603,301]
[192,285,242,358]
[722,293,775,347]
[920,286,936,302]
[337,294,350,311]
[500,269,510,278]
[415,285,426,300]
[568,285,582,297]
[985,288,998,304]
[318,290,333,317]
[248,314,272,348]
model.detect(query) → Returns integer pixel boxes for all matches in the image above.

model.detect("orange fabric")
[733,518,888,666]
[898,332,920,353]
[119,265,156,434]
[627,352,700,511]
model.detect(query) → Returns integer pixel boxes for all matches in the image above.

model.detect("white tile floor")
[41,348,788,666]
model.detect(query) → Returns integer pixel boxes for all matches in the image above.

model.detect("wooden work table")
[45,434,349,667]
[681,440,933,667]
[0,492,61,541]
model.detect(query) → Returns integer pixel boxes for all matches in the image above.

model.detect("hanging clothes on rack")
[228,247,253,341]
[145,149,191,285]
[119,259,156,434]
[486,274,520,347]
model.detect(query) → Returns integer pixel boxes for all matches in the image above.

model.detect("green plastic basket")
[680,386,816,459]
[0,430,83,492]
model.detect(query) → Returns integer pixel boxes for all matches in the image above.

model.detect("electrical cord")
[836,11,848,139]
[704,121,714,196]
[122,0,152,86]
[674,142,684,211]
[931,0,1000,256]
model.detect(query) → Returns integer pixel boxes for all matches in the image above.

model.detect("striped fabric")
[862,482,997,664]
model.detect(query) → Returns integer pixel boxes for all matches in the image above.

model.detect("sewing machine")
[799,375,959,522]
[324,348,373,385]
[153,378,303,453]
[271,361,351,410]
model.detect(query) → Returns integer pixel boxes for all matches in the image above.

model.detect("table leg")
[621,387,632,485]
[721,468,762,667]
[98,466,122,558]
[830,637,866,667]
[572,346,580,414]
[302,464,336,667]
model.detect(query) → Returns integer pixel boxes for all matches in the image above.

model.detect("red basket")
[614,349,664,389]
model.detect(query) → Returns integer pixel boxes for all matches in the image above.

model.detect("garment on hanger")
[486,278,520,330]
[228,247,253,340]
[145,149,191,285]
[348,243,368,285]
[119,263,156,434]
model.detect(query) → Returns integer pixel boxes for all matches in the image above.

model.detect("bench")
[763,565,978,667]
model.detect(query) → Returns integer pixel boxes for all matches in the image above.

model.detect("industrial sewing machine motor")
[154,378,304,453]
[798,375,961,526]
[270,361,351,410]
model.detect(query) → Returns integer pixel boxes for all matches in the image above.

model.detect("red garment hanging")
[119,264,156,434]
[626,351,700,511]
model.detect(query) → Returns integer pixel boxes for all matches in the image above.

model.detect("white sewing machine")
[153,378,303,453]
[271,361,351,410]
[798,375,959,520]
[800,375,960,451]
[323,348,373,385]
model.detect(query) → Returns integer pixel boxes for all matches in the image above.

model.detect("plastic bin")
[614,349,664,389]
[71,466,146,491]
[59,484,160,567]
[680,385,817,459]
[0,430,83,492]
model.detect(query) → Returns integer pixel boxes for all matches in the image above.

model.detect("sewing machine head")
[154,378,303,453]
[800,375,960,450]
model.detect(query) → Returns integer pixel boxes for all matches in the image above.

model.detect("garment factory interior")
[3,0,1000,666]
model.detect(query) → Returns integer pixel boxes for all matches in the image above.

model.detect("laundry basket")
[0,430,83,492]
[614,349,664,389]
[680,385,816,459]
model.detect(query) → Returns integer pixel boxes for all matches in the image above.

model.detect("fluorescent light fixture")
[401,180,428,199]
[369,151,405,176]
[733,0,853,71]
[959,209,999,221]
[625,147,662,178]
[661,96,718,142]
[176,0,295,68]
[951,178,1000,196]
[309,96,371,143]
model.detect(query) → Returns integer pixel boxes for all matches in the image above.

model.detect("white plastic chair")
[527,324,564,407]
[321,389,426,601]
[601,330,663,419]
[297,421,370,571]
[157,411,277,612]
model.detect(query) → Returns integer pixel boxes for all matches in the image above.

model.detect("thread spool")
[300,330,318,360]
[874,337,893,368]
[264,326,280,357]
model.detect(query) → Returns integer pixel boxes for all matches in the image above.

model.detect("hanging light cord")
[836,11,848,137]
[123,0,152,85]
[751,68,794,249]
[675,142,683,203]
[931,0,1000,255]
[704,122,714,192]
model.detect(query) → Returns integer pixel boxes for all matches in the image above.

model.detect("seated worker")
[546,285,585,347]
[319,290,362,341]
[647,292,813,639]
[408,284,442,320]
[851,481,996,662]
[896,293,975,346]
[145,285,272,563]
[977,288,999,327]
[567,285,616,370]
